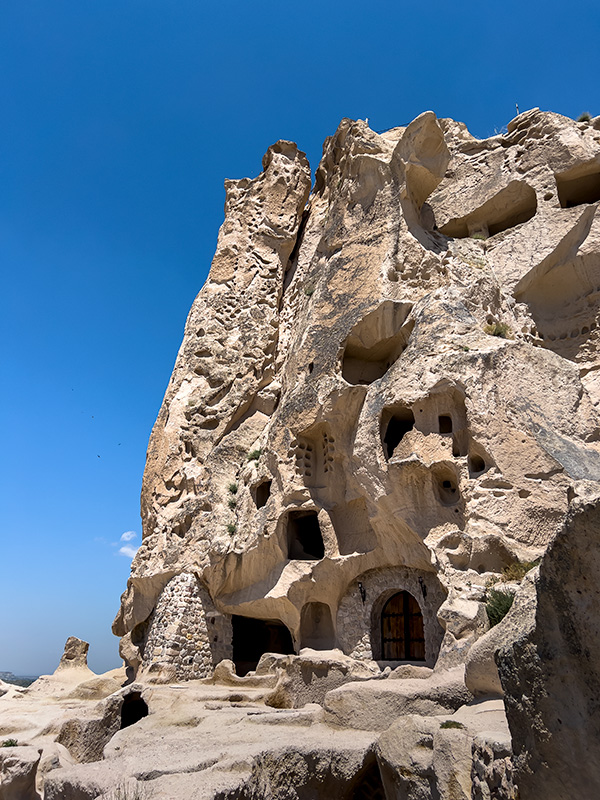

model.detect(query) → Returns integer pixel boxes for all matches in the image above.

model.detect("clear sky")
[1,0,598,676]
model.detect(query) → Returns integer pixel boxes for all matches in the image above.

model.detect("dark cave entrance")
[232,616,295,676]
[287,510,325,560]
[382,408,415,459]
[120,692,149,729]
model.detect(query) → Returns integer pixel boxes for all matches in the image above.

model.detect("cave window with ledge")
[287,510,325,560]
[300,602,336,650]
[232,616,295,676]
[438,414,453,434]
[382,407,415,460]
[253,479,272,509]
[380,591,425,661]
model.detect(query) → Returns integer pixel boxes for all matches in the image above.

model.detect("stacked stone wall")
[143,572,232,680]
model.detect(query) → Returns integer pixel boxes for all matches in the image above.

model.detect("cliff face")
[113,109,600,683]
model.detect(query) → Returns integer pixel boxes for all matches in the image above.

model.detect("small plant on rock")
[486,587,514,627]
[440,720,465,729]
[228,482,238,494]
[484,321,512,339]
[577,112,592,122]
[226,523,237,534]
[1,739,18,747]
[501,559,540,582]
[227,497,237,510]
[247,449,262,462]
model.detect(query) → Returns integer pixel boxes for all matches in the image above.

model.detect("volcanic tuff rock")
[113,108,600,687]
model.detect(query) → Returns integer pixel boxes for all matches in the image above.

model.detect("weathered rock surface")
[112,108,600,693]
[497,494,600,799]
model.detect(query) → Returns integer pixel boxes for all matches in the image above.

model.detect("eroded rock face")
[113,109,600,686]
[497,495,600,800]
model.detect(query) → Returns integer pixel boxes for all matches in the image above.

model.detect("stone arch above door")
[336,566,446,667]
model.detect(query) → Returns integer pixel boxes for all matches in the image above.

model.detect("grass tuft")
[484,321,512,339]
[1,739,18,747]
[228,483,238,494]
[486,588,514,627]
[226,523,237,534]
[440,720,465,729]
[501,560,540,582]
[247,449,262,462]
[577,112,592,122]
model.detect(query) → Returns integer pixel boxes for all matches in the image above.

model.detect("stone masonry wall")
[336,567,446,666]
[143,572,232,680]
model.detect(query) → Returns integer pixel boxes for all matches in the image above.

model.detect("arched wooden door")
[381,591,425,660]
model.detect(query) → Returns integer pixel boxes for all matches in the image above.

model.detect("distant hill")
[0,671,37,688]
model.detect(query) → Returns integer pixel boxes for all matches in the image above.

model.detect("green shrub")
[228,483,238,494]
[227,498,237,510]
[486,588,514,627]
[1,739,18,747]
[501,560,540,582]
[226,523,237,534]
[439,720,465,729]
[484,321,512,339]
[577,112,592,122]
[247,449,262,462]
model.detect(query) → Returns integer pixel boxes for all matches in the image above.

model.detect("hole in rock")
[120,692,148,729]
[347,761,386,800]
[254,480,272,509]
[341,302,413,385]
[435,472,460,506]
[438,414,453,434]
[382,408,415,460]
[300,602,336,649]
[439,181,537,238]
[380,591,425,661]
[232,616,295,677]
[556,168,600,208]
[287,511,325,560]
[469,454,486,476]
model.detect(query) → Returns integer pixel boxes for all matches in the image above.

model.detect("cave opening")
[254,479,272,509]
[120,692,149,729]
[232,616,295,676]
[556,169,600,208]
[287,510,325,560]
[382,408,415,460]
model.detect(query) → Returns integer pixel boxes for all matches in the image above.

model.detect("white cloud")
[120,531,137,542]
[118,544,139,559]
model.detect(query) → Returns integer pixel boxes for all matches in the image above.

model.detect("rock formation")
[3,108,600,798]
[113,108,600,688]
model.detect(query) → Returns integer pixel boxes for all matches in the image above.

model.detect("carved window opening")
[341,302,413,385]
[254,480,272,509]
[380,591,425,661]
[439,181,537,238]
[232,616,294,677]
[436,472,460,506]
[469,453,486,476]
[438,414,453,434]
[382,408,415,460]
[556,168,600,208]
[287,511,325,560]
[120,692,148,729]
[300,602,336,650]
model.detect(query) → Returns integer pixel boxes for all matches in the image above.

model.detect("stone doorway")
[381,591,425,661]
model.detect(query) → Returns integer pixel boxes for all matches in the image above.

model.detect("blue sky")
[1,0,598,675]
